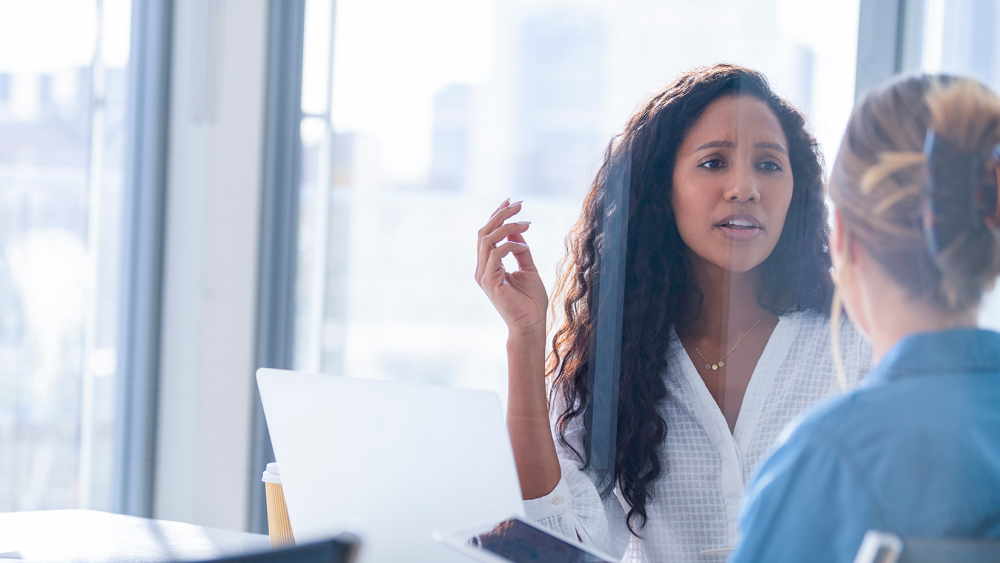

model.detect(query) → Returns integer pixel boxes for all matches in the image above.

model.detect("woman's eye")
[699,159,726,170]
[757,160,782,172]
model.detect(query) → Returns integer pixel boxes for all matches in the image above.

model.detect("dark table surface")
[0,509,272,562]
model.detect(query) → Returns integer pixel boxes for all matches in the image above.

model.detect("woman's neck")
[682,254,770,340]
[851,251,978,361]
[869,305,977,361]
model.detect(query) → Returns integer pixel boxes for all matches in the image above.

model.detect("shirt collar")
[868,328,1000,384]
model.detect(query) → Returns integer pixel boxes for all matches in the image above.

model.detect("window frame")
[247,0,308,534]
[111,0,174,517]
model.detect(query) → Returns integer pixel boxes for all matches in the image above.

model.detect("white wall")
[153,0,268,531]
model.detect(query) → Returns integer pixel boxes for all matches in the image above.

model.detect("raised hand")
[477,199,561,499]
[475,199,549,336]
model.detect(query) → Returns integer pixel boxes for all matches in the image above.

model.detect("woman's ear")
[831,209,861,268]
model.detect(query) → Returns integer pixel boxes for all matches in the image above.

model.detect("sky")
[0,0,131,71]
[326,0,495,185]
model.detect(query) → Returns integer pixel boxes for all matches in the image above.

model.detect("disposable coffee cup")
[262,462,295,548]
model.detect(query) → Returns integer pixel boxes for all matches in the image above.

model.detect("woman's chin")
[723,262,763,274]
[704,254,769,275]
[685,239,776,276]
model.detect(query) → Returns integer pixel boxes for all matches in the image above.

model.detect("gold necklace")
[690,311,769,371]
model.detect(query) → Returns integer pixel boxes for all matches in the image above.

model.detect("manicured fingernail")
[500,198,510,206]
[514,221,531,225]
[509,200,523,207]
[510,241,529,249]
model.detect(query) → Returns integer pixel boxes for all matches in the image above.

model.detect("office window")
[38,75,54,105]
[908,0,1000,327]
[292,0,861,404]
[915,0,999,86]
[0,0,132,512]
[0,74,11,103]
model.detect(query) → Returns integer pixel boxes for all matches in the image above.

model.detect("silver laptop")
[256,368,526,563]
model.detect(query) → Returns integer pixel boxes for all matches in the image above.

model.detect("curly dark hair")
[547,64,833,534]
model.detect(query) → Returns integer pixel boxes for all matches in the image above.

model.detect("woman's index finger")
[490,199,523,220]
[484,201,524,235]
[492,198,511,216]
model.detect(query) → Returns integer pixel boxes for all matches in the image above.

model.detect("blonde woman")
[731,75,1000,562]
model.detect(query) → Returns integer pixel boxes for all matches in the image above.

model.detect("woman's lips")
[716,214,763,241]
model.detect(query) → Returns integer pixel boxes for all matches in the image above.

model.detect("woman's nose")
[724,165,760,203]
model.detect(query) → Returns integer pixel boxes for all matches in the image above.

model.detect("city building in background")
[515,13,605,197]
[0,0,131,512]
[431,85,473,192]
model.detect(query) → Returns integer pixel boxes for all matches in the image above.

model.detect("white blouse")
[524,311,872,562]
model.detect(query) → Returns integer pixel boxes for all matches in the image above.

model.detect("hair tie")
[921,131,1000,257]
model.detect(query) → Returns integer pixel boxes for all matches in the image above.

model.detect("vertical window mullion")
[248,0,307,534]
[855,0,905,102]
[111,0,173,517]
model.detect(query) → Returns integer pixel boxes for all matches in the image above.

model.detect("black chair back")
[194,534,361,563]
[854,531,1000,563]
[899,537,1000,563]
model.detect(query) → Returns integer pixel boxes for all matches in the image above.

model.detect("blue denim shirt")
[729,328,1000,563]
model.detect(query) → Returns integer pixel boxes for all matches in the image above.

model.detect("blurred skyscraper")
[790,44,815,116]
[939,0,997,87]
[0,69,92,169]
[0,74,10,104]
[430,85,472,191]
[516,12,605,196]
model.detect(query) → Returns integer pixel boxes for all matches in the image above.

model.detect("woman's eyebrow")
[692,140,734,153]
[691,140,788,156]
[755,141,788,155]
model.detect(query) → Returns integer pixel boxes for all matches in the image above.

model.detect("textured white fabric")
[524,311,872,562]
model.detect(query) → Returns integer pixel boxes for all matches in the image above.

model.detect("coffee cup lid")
[261,462,281,484]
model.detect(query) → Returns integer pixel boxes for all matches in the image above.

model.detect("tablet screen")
[466,518,614,563]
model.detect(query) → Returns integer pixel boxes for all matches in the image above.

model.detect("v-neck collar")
[668,312,802,544]
[672,312,802,452]
[732,312,801,446]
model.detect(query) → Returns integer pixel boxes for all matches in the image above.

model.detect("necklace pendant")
[711,364,718,371]
[705,363,712,370]
[718,361,724,368]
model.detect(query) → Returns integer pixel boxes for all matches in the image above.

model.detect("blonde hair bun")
[830,75,1000,313]
[923,80,1000,310]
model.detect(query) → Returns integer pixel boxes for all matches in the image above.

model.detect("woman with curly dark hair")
[475,64,871,561]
